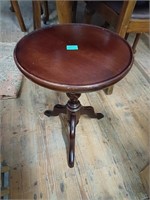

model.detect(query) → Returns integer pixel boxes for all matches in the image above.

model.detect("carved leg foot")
[44,104,66,117]
[81,106,104,119]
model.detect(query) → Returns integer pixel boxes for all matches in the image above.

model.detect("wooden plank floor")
[0,1,149,199]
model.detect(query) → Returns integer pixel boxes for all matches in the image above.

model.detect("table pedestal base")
[44,93,104,167]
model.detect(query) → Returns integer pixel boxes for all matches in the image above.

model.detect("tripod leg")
[81,106,104,119]
[44,104,66,117]
[68,114,76,168]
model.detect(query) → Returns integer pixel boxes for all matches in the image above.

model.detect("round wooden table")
[14,24,133,167]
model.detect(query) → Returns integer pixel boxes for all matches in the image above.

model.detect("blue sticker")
[66,45,78,50]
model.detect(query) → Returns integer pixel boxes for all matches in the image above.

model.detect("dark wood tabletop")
[14,24,133,93]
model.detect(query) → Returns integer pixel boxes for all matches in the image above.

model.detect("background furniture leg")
[132,33,141,53]
[84,2,96,24]
[10,0,26,32]
[32,1,41,29]
[10,0,14,12]
[103,86,114,95]
[125,33,129,40]
[56,0,74,23]
[42,1,49,24]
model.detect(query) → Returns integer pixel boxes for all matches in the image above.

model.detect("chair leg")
[125,33,129,40]
[72,1,77,23]
[41,1,49,24]
[101,21,110,29]
[132,33,141,53]
[10,1,14,12]
[103,86,114,95]
[10,0,26,32]
[56,1,74,23]
[84,2,96,24]
[32,1,41,30]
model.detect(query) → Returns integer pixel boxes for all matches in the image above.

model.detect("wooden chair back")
[84,0,149,94]
[84,0,149,52]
